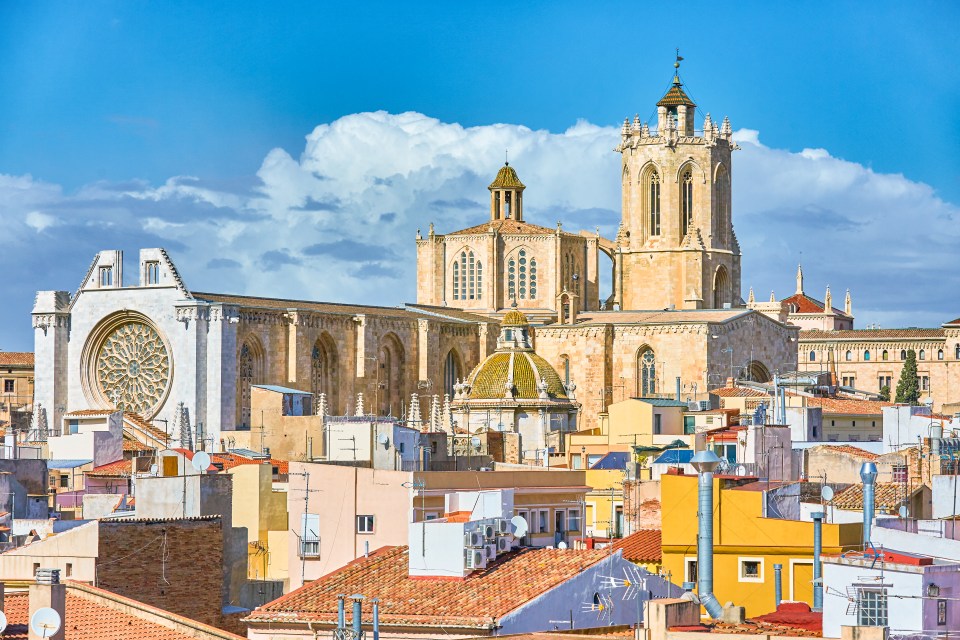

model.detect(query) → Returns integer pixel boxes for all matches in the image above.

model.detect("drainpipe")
[690,450,723,619]
[676,377,681,402]
[371,597,380,640]
[773,564,783,608]
[351,594,364,638]
[812,511,824,611]
[860,462,878,547]
[337,594,346,631]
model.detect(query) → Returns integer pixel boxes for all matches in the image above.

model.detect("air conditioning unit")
[464,531,483,547]
[465,548,487,570]
[496,536,510,553]
[483,524,496,541]
[699,400,711,411]
[485,543,497,560]
[496,518,510,535]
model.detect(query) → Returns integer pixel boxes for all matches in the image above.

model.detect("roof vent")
[35,568,60,585]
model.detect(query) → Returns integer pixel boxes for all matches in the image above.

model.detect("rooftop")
[781,292,850,317]
[802,396,890,416]
[0,352,34,367]
[610,529,661,563]
[832,482,919,512]
[246,545,611,630]
[811,444,880,460]
[252,384,312,395]
[449,219,571,237]
[800,328,945,340]
[710,386,768,398]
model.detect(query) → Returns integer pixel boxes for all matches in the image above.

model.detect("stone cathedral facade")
[33,63,798,449]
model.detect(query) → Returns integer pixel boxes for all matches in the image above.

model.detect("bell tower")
[614,56,741,310]
[489,162,525,221]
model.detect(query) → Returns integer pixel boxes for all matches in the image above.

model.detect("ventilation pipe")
[860,462,878,547]
[676,377,681,402]
[690,450,723,618]
[773,564,783,607]
[932,423,943,467]
[811,511,824,610]
[372,597,381,640]
[336,594,346,631]
[351,594,364,638]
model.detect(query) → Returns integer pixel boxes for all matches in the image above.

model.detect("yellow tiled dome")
[488,163,526,190]
[501,309,530,327]
[466,352,568,400]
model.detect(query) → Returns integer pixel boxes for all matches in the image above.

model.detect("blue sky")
[1,2,958,350]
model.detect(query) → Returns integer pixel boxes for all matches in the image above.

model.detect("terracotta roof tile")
[246,545,611,629]
[575,309,751,326]
[193,291,425,319]
[85,459,133,477]
[813,445,879,460]
[0,583,244,639]
[214,453,288,475]
[64,409,116,417]
[832,482,917,513]
[710,386,768,398]
[800,328,945,340]
[0,352,33,366]
[448,219,567,237]
[781,293,850,317]
[611,529,661,563]
[123,413,170,444]
[804,396,890,416]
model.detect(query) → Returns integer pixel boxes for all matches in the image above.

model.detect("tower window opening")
[649,171,661,236]
[680,168,694,237]
[505,192,512,218]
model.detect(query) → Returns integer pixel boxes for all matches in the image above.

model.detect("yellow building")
[228,463,289,584]
[583,468,624,538]
[660,472,862,616]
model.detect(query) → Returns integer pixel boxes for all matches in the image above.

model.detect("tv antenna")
[289,469,322,586]
[191,450,211,473]
[30,607,62,638]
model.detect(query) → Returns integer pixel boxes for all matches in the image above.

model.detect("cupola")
[489,162,525,221]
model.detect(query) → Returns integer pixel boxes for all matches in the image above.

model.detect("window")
[568,509,581,532]
[938,349,944,360]
[864,350,870,361]
[99,266,113,287]
[892,464,907,483]
[882,350,888,361]
[637,349,656,396]
[685,559,698,583]
[654,414,662,435]
[956,345,960,360]
[300,513,320,557]
[919,349,926,360]
[516,510,530,541]
[845,350,852,361]
[59,475,69,488]
[648,170,661,235]
[680,168,694,237]
[809,351,816,362]
[145,261,160,285]
[739,558,763,582]
[538,510,549,533]
[715,166,730,244]
[684,415,696,435]
[2,380,12,393]
[452,250,482,301]
[857,588,888,627]
[356,515,375,534]
[921,376,930,391]
[900,350,907,360]
[587,454,603,468]
[65,563,72,577]
[33,563,39,576]
[555,510,566,534]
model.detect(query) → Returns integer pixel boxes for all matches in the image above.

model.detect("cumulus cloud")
[0,111,956,350]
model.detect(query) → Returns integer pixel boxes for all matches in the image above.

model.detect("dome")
[488,163,526,190]
[501,309,530,327]
[466,351,568,400]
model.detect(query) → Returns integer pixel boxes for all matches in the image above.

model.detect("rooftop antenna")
[30,607,62,638]
[505,149,509,166]
[289,469,322,587]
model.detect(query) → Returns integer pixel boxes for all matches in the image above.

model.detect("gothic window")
[649,170,661,235]
[529,257,537,299]
[508,257,516,300]
[956,345,960,359]
[809,351,816,362]
[900,350,907,360]
[637,349,656,397]
[938,349,944,360]
[444,350,461,398]
[864,350,871,361]
[919,349,926,360]
[882,350,889,361]
[680,168,694,237]
[453,250,482,301]
[715,166,730,244]
[311,335,338,415]
[560,354,570,386]
[845,350,852,361]
[237,341,262,429]
[509,250,535,300]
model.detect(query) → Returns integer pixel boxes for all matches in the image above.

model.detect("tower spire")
[795,263,804,295]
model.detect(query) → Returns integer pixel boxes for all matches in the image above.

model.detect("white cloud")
[0,111,957,350]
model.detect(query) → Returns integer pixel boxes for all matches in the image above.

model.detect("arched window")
[956,345,960,360]
[680,168,694,237]
[938,349,944,361]
[311,335,339,415]
[508,250,535,300]
[809,351,816,362]
[560,354,570,386]
[444,350,461,398]
[919,349,926,360]
[882,350,889,361]
[648,170,661,235]
[900,350,907,360]
[637,349,656,397]
[845,350,852,361]
[864,350,871,361]
[453,250,482,301]
[237,340,263,429]
[715,165,729,245]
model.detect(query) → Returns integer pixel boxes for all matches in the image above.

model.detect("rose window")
[95,321,171,416]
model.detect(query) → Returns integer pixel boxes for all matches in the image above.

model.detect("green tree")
[878,385,890,402]
[895,349,920,405]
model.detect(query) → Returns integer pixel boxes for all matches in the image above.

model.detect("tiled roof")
[0,582,244,640]
[448,219,568,237]
[611,529,661,563]
[192,291,425,319]
[804,396,890,416]
[832,482,916,512]
[403,304,493,324]
[781,293,849,317]
[123,435,155,452]
[800,328,945,340]
[488,163,525,189]
[124,412,172,444]
[945,317,960,327]
[246,545,611,629]
[590,452,630,470]
[0,352,33,366]
[467,352,567,400]
[812,445,879,460]
[710,386,768,398]
[213,453,289,475]
[657,84,696,108]
[86,459,133,477]
[64,409,116,417]
[574,309,751,326]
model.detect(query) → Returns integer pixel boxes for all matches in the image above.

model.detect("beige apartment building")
[0,352,33,434]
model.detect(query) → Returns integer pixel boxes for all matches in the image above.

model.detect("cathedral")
[32,62,798,451]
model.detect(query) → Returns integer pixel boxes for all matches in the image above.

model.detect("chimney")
[812,511,824,611]
[690,450,723,618]
[860,462,878,547]
[29,569,65,640]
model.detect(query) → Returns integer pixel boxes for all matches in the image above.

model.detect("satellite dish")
[558,541,568,549]
[735,465,747,477]
[821,486,835,502]
[149,463,159,476]
[191,451,211,473]
[30,607,61,638]
[0,610,8,633]
[377,433,390,446]
[898,505,909,518]
[510,515,528,538]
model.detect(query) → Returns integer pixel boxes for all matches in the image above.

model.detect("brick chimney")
[29,568,65,640]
